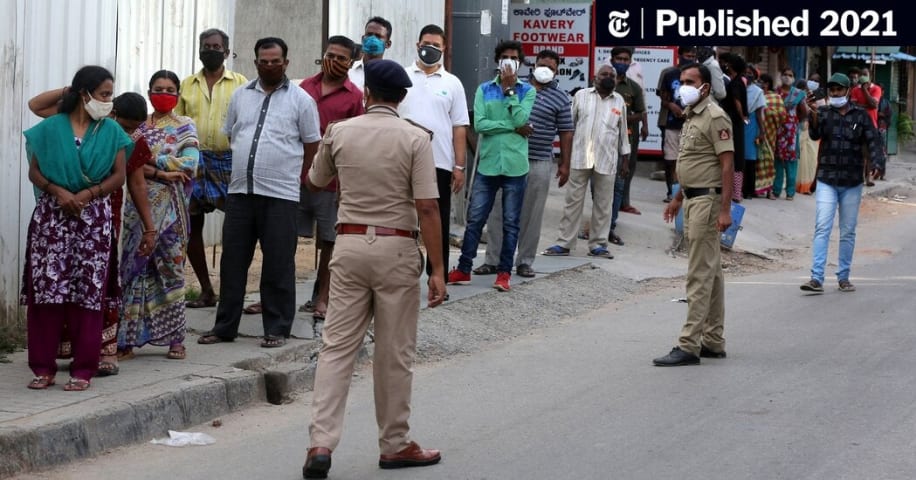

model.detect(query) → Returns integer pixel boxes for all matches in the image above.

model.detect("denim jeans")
[458,173,527,274]
[610,173,626,231]
[810,181,863,284]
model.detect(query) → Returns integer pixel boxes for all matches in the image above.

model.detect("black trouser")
[425,167,452,282]
[743,161,757,198]
[212,194,298,338]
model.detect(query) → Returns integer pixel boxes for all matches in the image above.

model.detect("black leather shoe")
[303,447,332,479]
[700,345,727,358]
[653,346,700,366]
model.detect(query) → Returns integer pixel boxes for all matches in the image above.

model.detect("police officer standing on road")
[302,59,446,479]
[653,63,734,367]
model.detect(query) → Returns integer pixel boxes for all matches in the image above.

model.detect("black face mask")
[418,45,442,66]
[200,50,225,71]
[257,64,286,86]
[598,77,616,92]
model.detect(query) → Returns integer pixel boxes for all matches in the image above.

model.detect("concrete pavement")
[2,146,914,478]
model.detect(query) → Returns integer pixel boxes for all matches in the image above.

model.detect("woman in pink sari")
[772,67,808,200]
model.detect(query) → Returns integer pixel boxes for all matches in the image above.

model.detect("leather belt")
[336,224,418,239]
[683,187,722,199]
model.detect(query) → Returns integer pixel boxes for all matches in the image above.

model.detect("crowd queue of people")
[19,16,884,477]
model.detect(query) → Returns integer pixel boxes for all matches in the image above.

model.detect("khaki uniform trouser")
[308,231,424,455]
[678,194,725,356]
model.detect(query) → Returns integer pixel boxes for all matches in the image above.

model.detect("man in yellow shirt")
[176,28,248,308]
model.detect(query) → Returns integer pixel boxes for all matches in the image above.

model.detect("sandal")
[117,349,136,361]
[243,302,263,315]
[609,232,625,246]
[541,245,570,256]
[186,292,217,308]
[260,335,287,348]
[27,375,56,390]
[96,361,120,377]
[166,345,187,360]
[197,332,234,345]
[472,264,498,275]
[63,378,91,392]
[588,246,614,259]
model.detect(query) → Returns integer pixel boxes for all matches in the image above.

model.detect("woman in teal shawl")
[21,66,132,391]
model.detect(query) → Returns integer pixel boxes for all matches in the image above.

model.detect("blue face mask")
[611,62,629,77]
[362,35,385,56]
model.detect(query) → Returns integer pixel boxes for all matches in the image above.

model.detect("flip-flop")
[588,246,614,259]
[243,302,263,315]
[541,245,570,256]
[27,375,55,390]
[197,333,234,345]
[63,378,91,392]
[166,345,187,360]
[186,295,217,308]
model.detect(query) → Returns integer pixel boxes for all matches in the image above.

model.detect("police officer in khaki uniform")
[303,59,446,479]
[653,63,734,367]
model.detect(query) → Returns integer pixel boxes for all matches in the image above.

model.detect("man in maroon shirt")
[299,35,365,325]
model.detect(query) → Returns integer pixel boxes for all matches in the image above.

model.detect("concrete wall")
[232,0,325,82]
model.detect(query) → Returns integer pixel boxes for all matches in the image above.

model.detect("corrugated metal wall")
[328,0,446,68]
[0,0,236,330]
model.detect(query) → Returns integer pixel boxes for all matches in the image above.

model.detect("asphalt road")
[16,200,916,480]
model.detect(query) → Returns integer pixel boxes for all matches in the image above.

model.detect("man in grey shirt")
[198,37,321,348]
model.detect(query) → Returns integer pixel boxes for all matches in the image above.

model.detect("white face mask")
[781,75,794,86]
[499,58,519,74]
[532,66,555,84]
[84,93,113,120]
[677,83,706,106]
[806,80,820,91]
[828,95,848,108]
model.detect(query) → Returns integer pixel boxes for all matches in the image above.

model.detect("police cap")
[364,59,413,91]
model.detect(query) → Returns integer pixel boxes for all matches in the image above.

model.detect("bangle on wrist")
[143,229,156,235]
[454,165,465,171]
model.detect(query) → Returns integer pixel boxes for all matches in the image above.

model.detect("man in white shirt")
[349,16,392,90]
[399,24,470,287]
[542,64,630,259]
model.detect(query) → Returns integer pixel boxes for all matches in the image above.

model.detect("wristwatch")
[504,88,515,97]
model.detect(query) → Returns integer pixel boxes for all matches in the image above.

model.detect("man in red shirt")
[848,67,883,184]
[299,35,365,325]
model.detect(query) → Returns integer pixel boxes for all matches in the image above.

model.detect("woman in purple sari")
[21,66,132,391]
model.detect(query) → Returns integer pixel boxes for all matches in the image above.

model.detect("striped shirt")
[570,88,630,175]
[527,82,574,162]
[175,68,248,152]
[222,78,322,202]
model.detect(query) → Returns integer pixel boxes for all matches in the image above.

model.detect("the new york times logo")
[605,8,899,39]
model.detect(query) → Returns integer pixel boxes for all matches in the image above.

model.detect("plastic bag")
[150,430,216,447]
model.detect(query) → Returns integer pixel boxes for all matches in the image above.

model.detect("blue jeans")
[610,173,626,231]
[810,181,863,284]
[459,173,527,274]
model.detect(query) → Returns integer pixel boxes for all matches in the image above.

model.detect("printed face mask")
[84,93,113,120]
[532,66,555,84]
[499,58,519,74]
[149,93,178,113]
[199,50,225,71]
[362,35,385,56]
[322,57,350,80]
[418,45,442,66]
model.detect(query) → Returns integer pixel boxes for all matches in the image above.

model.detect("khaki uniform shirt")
[308,105,439,231]
[676,96,734,188]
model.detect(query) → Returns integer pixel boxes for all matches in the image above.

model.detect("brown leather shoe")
[303,447,332,479]
[378,441,441,469]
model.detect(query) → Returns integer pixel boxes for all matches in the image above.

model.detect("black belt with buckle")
[683,187,722,199]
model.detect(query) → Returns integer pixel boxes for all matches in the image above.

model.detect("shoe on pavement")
[516,264,535,278]
[447,268,471,285]
[838,280,856,292]
[621,205,642,215]
[653,346,700,366]
[493,272,511,292]
[303,447,332,479]
[663,195,673,203]
[608,231,624,246]
[700,345,727,358]
[379,441,441,469]
[800,279,824,293]
[472,263,498,275]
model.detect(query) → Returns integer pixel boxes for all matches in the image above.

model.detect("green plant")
[0,325,26,363]
[897,112,915,144]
